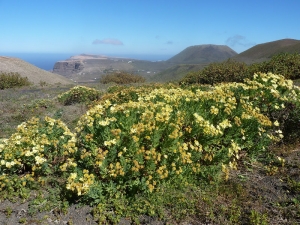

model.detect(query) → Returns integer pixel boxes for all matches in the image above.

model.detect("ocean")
[0,53,74,71]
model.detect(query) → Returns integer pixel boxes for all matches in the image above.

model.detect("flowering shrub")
[73,72,297,198]
[57,85,102,105]
[102,83,177,104]
[1,72,299,206]
[243,72,300,142]
[0,117,77,194]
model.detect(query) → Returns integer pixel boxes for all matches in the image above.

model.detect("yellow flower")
[5,162,12,168]
[69,173,77,180]
[99,119,110,126]
[210,106,219,115]
[132,136,139,142]
[35,156,46,165]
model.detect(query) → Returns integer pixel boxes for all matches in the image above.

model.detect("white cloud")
[92,38,123,45]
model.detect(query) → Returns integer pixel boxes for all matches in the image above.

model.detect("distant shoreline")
[0,53,172,71]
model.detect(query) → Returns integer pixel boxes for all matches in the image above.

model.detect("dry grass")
[0,56,72,85]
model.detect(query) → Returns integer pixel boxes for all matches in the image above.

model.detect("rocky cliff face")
[53,60,84,77]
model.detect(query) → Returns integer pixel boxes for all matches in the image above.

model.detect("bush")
[0,117,78,196]
[252,53,300,80]
[0,72,31,89]
[1,73,300,219]
[181,59,249,85]
[181,53,300,85]
[100,71,146,84]
[73,73,298,200]
[57,85,102,105]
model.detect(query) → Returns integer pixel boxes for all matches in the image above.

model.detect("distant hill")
[167,44,237,64]
[53,54,171,82]
[0,56,72,85]
[52,46,238,82]
[50,39,300,83]
[233,38,300,64]
[150,64,208,83]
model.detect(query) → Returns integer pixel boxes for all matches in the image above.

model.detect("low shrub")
[253,52,300,80]
[0,117,77,196]
[100,71,146,84]
[181,53,300,85]
[1,72,300,220]
[57,85,102,105]
[242,73,300,144]
[0,72,31,89]
[181,59,249,85]
[74,73,297,201]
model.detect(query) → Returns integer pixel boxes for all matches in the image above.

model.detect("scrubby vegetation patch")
[0,72,300,223]
[57,85,102,105]
[181,53,300,85]
[0,72,31,89]
[100,71,146,84]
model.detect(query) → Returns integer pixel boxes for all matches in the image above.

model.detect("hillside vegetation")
[1,40,300,224]
[156,39,300,82]
[181,53,300,85]
[0,69,300,223]
[150,63,208,82]
[0,72,31,89]
[100,71,146,84]
[233,38,300,64]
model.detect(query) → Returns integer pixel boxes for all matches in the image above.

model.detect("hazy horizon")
[0,52,173,71]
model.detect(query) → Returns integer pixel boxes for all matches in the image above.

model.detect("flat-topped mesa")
[53,60,84,77]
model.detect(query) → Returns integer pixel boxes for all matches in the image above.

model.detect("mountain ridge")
[232,38,300,63]
[2,38,300,84]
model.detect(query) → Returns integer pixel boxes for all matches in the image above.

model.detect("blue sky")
[1,0,300,59]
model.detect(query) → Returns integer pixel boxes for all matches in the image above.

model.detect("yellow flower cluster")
[95,148,108,167]
[0,116,77,183]
[66,170,95,196]
[71,72,300,193]
[60,158,77,172]
[109,162,125,177]
[3,72,297,196]
[145,175,157,192]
